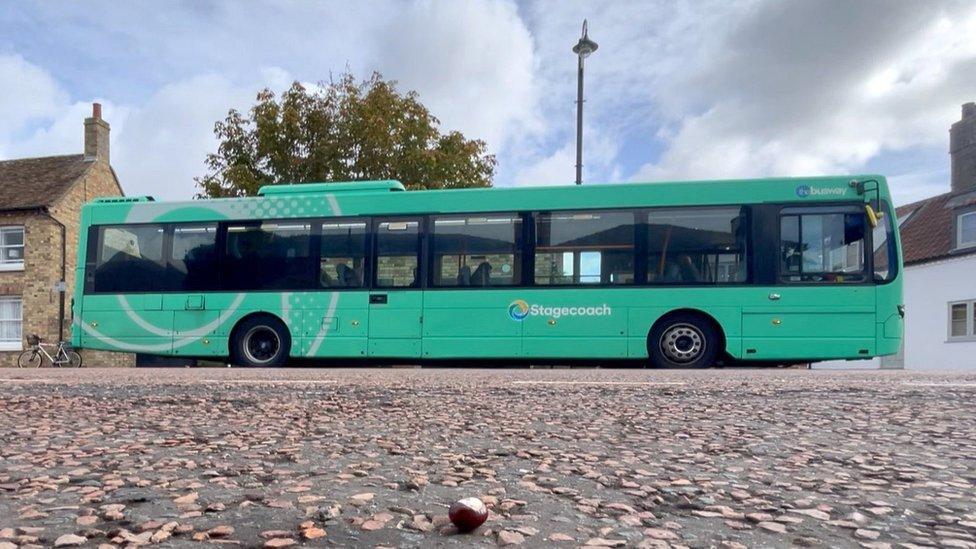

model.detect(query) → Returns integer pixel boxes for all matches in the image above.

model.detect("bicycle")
[17,334,82,368]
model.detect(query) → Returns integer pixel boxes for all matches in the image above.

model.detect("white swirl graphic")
[306,292,340,357]
[85,294,246,352]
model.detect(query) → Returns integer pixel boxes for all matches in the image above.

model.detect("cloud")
[2,1,975,205]
[376,0,541,153]
[0,54,68,157]
[508,1,743,187]
[889,167,953,206]
[113,69,294,200]
[631,0,976,203]
[513,127,622,186]
[0,56,293,200]
[2,1,544,198]
[7,1,386,90]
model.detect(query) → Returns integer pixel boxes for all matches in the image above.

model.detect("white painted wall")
[817,254,976,370]
[900,255,976,370]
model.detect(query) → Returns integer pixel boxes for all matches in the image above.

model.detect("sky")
[1,0,974,205]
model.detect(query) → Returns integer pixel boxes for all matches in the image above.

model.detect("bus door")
[170,294,221,357]
[521,210,633,359]
[421,213,525,359]
[367,218,423,358]
[169,223,223,357]
[309,218,371,358]
[741,205,876,360]
[81,224,174,354]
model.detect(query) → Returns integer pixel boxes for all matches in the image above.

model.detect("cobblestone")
[0,367,975,547]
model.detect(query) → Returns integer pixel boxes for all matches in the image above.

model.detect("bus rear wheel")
[648,313,720,369]
[232,316,290,368]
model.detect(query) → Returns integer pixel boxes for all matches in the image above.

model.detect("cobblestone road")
[1,367,975,548]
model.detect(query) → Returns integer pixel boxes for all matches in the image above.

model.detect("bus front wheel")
[648,313,720,369]
[231,316,291,368]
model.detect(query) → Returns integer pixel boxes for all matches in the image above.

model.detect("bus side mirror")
[864,204,883,228]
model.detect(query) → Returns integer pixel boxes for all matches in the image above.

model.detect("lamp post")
[573,19,598,185]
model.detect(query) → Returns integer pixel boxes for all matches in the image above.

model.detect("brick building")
[0,104,134,367]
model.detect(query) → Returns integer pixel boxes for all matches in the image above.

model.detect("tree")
[196,72,496,197]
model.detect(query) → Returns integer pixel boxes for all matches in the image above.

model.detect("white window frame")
[0,296,23,351]
[0,226,24,271]
[947,300,976,342]
[957,212,976,250]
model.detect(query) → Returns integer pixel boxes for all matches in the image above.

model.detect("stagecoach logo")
[508,299,612,321]
[508,300,530,321]
[796,185,847,198]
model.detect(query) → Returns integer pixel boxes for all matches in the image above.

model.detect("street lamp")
[573,19,597,185]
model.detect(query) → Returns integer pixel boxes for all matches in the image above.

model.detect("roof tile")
[0,154,92,211]
[897,188,976,266]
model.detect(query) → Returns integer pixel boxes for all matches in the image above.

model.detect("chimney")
[84,102,110,163]
[950,102,976,192]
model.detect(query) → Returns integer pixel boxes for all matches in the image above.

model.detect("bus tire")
[231,315,291,368]
[647,312,720,369]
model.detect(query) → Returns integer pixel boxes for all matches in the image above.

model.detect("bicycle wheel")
[66,350,83,368]
[18,350,42,368]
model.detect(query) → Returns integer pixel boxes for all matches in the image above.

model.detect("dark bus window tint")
[321,220,367,288]
[170,224,218,291]
[93,225,166,292]
[375,220,419,288]
[781,212,866,283]
[535,211,634,285]
[872,202,896,282]
[223,221,314,290]
[647,207,748,284]
[781,216,801,274]
[431,214,521,287]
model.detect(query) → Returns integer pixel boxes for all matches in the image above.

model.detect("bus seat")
[675,254,701,282]
[336,263,358,287]
[457,265,472,286]
[733,262,747,283]
[663,262,681,282]
[471,262,492,286]
[320,268,334,287]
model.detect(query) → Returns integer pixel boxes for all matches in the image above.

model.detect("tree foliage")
[197,72,495,197]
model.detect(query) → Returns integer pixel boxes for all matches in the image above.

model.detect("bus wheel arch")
[646,309,724,369]
[229,312,291,367]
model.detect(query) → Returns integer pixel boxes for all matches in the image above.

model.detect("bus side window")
[320,220,367,288]
[872,201,897,282]
[375,220,420,288]
[647,207,747,284]
[779,210,866,283]
[223,222,314,290]
[430,214,521,287]
[92,225,166,292]
[534,211,634,285]
[170,223,218,291]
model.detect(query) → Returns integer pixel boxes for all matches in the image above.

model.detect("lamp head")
[573,19,598,58]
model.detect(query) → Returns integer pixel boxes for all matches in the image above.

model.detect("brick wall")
[951,102,976,193]
[0,212,29,367]
[0,211,70,367]
[0,160,134,367]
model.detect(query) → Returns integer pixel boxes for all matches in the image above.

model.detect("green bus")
[72,176,903,368]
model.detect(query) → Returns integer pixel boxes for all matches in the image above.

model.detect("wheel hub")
[243,326,280,365]
[660,323,705,363]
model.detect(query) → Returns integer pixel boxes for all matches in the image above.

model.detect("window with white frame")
[0,297,22,350]
[958,212,976,249]
[0,226,24,270]
[948,300,976,340]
